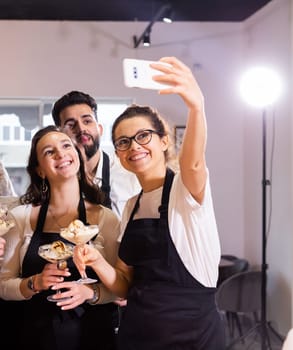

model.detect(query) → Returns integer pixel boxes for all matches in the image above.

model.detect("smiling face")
[36,131,80,183]
[113,116,169,178]
[59,103,103,160]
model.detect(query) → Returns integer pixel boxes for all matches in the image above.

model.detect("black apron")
[101,151,120,338]
[17,196,116,350]
[117,168,225,350]
[101,151,112,209]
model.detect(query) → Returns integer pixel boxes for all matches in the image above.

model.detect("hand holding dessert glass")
[38,240,74,302]
[60,220,99,284]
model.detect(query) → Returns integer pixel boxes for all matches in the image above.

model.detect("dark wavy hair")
[51,90,98,126]
[20,125,104,206]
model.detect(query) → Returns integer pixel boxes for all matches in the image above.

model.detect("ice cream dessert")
[0,218,14,231]
[38,241,73,263]
[0,205,15,235]
[0,206,7,217]
[60,219,99,245]
[52,240,67,254]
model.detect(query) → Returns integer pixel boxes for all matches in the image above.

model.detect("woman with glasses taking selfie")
[67,56,225,349]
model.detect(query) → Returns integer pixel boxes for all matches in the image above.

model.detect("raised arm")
[151,57,207,203]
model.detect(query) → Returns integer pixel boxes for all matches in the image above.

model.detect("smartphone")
[123,58,170,90]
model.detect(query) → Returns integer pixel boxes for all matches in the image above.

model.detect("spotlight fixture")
[133,3,172,48]
[143,31,151,47]
[163,8,173,23]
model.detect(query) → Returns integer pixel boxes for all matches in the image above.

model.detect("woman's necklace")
[48,206,77,229]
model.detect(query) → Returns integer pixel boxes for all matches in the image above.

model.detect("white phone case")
[123,58,170,90]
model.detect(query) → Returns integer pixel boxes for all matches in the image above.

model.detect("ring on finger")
[57,260,67,270]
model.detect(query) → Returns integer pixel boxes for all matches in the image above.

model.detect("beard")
[82,134,100,160]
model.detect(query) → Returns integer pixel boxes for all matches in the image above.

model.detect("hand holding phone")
[123,58,170,90]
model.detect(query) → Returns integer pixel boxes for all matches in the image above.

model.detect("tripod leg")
[267,321,285,343]
[262,324,273,350]
[226,323,260,349]
[259,322,283,350]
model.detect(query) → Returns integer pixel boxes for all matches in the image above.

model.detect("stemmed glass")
[60,221,99,284]
[38,241,74,302]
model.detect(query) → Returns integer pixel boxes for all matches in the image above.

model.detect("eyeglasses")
[114,129,161,151]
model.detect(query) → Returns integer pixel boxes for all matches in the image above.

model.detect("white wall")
[243,0,292,332]
[0,14,247,255]
[0,0,291,335]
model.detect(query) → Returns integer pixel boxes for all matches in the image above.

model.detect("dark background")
[0,0,272,22]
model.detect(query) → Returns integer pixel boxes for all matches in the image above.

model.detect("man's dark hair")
[52,90,98,126]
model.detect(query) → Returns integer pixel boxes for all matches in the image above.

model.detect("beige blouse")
[0,203,120,303]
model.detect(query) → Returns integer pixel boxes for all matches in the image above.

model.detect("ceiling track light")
[133,3,172,49]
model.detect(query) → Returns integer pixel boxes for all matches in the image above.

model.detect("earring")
[41,178,48,194]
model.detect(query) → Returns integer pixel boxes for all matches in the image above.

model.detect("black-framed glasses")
[114,129,161,151]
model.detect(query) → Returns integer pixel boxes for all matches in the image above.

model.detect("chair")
[216,270,262,348]
[218,254,249,287]
[217,254,249,337]
[217,255,250,339]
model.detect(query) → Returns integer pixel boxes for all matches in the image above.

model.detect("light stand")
[261,108,271,350]
[261,109,285,349]
[234,66,284,349]
[226,109,279,350]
